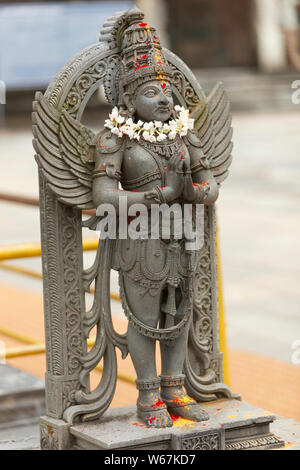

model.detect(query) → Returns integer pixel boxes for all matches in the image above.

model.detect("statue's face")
[133,80,173,122]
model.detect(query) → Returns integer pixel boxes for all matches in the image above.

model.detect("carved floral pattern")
[61,205,83,375]
[171,67,201,111]
[181,433,220,450]
[42,177,64,376]
[40,423,59,450]
[63,55,119,117]
[226,435,284,450]
[62,381,81,410]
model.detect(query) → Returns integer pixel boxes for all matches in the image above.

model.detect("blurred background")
[0,0,299,444]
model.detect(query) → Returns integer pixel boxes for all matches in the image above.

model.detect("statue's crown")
[120,14,172,89]
[100,7,173,105]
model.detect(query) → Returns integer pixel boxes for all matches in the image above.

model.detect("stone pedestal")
[65,399,284,450]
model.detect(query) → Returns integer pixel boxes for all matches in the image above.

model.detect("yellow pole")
[0,262,121,301]
[216,227,230,386]
[0,326,40,345]
[82,238,99,251]
[0,238,99,261]
[0,262,43,280]
[0,341,135,385]
[0,242,41,260]
[2,343,45,359]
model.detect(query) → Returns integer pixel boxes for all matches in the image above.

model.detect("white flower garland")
[104,105,194,143]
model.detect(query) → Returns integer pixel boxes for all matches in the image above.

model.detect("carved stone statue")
[33,7,237,446]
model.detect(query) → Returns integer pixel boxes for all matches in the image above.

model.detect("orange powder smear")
[170,416,196,429]
[172,394,195,406]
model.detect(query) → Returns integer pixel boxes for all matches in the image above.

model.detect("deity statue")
[33,7,236,439]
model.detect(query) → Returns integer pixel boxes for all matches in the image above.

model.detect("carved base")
[65,399,284,450]
[40,416,72,450]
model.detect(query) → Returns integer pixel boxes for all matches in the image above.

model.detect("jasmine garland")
[104,105,194,142]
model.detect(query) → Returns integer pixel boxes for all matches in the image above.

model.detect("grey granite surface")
[70,399,278,449]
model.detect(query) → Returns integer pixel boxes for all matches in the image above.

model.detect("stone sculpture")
[33,7,237,447]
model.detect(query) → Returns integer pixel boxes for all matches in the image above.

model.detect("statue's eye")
[144,89,157,97]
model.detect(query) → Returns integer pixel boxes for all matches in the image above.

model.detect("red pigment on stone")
[139,22,148,27]
[152,399,165,408]
[148,417,156,423]
[134,64,149,71]
[170,414,179,421]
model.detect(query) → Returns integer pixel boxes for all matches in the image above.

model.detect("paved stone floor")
[0,108,299,422]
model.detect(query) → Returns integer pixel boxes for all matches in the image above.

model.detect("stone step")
[0,364,45,425]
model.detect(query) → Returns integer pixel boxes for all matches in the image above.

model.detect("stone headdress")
[101,7,174,106]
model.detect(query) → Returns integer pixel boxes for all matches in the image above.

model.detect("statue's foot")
[165,402,209,422]
[161,389,209,422]
[137,405,173,428]
[136,388,173,428]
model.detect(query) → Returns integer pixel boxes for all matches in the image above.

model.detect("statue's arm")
[184,132,219,205]
[92,144,150,213]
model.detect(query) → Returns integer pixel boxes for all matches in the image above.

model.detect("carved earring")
[129,107,135,116]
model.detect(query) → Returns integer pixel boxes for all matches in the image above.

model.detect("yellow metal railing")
[0,330,135,385]
[0,238,99,261]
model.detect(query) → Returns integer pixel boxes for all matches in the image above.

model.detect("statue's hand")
[183,172,195,202]
[163,154,185,201]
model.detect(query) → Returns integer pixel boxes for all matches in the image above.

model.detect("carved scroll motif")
[182,433,221,450]
[40,423,59,450]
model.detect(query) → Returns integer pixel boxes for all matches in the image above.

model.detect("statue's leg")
[123,275,172,428]
[160,286,209,422]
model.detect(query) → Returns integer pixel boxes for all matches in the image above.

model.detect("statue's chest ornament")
[138,136,183,160]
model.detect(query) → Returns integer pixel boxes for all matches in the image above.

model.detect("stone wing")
[32,92,96,208]
[191,82,233,184]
